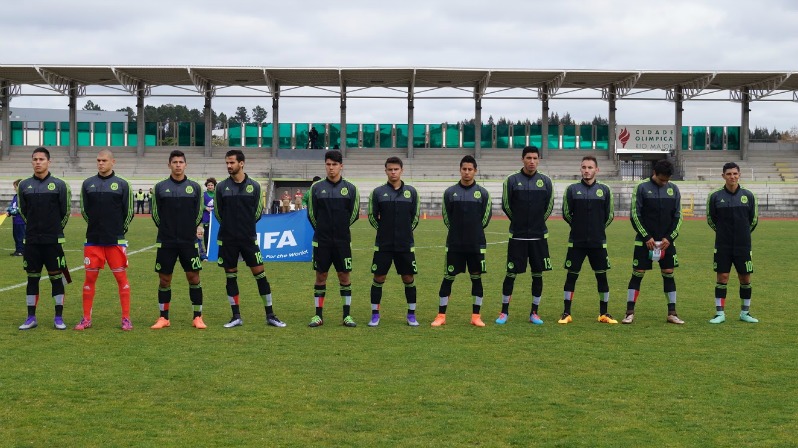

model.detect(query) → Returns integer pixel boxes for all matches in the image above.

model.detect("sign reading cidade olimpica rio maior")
[616,125,675,153]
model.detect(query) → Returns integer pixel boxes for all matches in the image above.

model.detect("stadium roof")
[1,65,796,101]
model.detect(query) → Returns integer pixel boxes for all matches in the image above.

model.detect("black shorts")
[217,240,263,269]
[313,244,353,273]
[371,250,417,276]
[563,246,610,272]
[506,239,552,273]
[714,248,753,274]
[23,243,66,273]
[444,249,486,276]
[155,246,202,274]
[632,242,678,270]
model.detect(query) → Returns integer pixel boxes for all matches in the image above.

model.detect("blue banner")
[207,209,314,262]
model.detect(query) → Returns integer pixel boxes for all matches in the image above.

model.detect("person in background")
[280,190,291,213]
[202,178,216,251]
[135,188,146,214]
[7,179,25,256]
[294,189,303,210]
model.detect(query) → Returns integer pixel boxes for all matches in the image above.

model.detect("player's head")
[312,176,321,182]
[384,156,404,183]
[651,159,673,187]
[96,149,115,177]
[31,147,51,176]
[13,178,21,188]
[522,146,540,174]
[168,150,186,178]
[325,150,343,181]
[580,156,599,183]
[225,150,245,176]
[722,162,741,189]
[205,177,217,191]
[225,149,245,163]
[325,150,343,164]
[459,155,477,184]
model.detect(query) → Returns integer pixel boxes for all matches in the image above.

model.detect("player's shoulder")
[341,177,358,189]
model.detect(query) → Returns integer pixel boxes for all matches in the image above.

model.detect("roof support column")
[474,95,482,159]
[340,82,347,157]
[740,87,750,161]
[407,88,414,159]
[203,82,213,157]
[674,86,684,178]
[608,85,617,160]
[68,82,78,158]
[541,89,549,159]
[271,83,279,156]
[136,81,145,157]
[1,81,10,158]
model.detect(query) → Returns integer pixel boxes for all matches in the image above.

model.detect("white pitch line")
[0,244,157,293]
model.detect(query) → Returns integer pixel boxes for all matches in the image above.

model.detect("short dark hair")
[460,155,477,169]
[33,147,51,160]
[13,178,21,187]
[653,159,673,177]
[581,155,598,167]
[722,162,740,174]
[225,149,245,162]
[522,146,540,158]
[168,149,186,163]
[385,156,403,168]
[205,177,217,186]
[325,150,343,164]
[312,176,321,182]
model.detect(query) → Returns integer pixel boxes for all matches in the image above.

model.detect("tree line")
[82,101,794,141]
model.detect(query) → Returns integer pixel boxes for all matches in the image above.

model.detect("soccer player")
[559,156,616,324]
[496,146,554,325]
[215,149,286,328]
[150,150,207,330]
[306,150,360,327]
[17,147,71,330]
[367,156,421,327]
[431,155,492,327]
[74,149,135,331]
[7,179,25,256]
[707,162,759,324]
[624,159,684,325]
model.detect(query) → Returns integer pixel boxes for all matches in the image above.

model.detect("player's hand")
[645,238,656,250]
[659,238,670,251]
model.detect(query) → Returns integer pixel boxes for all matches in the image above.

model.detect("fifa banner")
[616,125,675,153]
[206,209,313,262]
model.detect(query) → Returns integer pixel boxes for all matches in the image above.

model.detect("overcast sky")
[2,0,797,130]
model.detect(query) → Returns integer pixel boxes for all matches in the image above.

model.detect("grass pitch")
[0,215,796,447]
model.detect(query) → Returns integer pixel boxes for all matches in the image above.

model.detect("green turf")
[1,216,796,447]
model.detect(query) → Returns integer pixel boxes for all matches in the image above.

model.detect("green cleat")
[739,312,759,323]
[709,312,726,324]
[308,315,323,327]
[343,315,357,327]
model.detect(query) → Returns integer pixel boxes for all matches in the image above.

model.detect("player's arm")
[667,186,683,242]
[80,180,89,223]
[410,187,420,231]
[348,183,360,226]
[306,185,317,229]
[501,175,512,219]
[122,179,134,232]
[749,191,759,233]
[367,188,379,230]
[543,176,554,221]
[481,187,492,229]
[212,182,222,225]
[60,180,71,229]
[151,184,161,227]
[562,186,573,225]
[604,184,614,228]
[706,191,717,231]
[630,182,648,239]
[442,190,451,229]
[253,180,264,223]
[18,182,27,223]
[193,183,204,227]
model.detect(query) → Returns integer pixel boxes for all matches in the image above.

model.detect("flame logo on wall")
[618,127,631,148]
